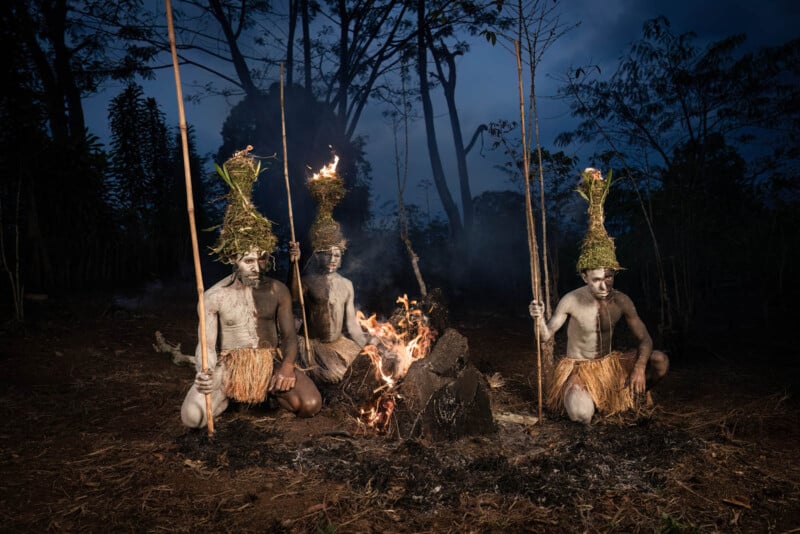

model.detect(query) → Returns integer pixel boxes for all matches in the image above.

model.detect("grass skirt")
[299,336,361,384]
[546,351,635,416]
[220,348,276,403]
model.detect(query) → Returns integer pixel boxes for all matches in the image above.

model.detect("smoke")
[340,230,409,317]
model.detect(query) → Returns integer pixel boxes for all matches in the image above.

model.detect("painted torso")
[563,287,626,359]
[205,275,282,351]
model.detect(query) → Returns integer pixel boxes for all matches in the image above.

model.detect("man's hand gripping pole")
[166,0,213,436]
[515,41,544,421]
[279,63,313,360]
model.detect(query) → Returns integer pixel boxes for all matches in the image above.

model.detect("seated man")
[289,242,367,384]
[181,249,322,428]
[529,267,669,424]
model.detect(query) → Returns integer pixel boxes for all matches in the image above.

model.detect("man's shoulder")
[562,286,588,302]
[201,276,236,310]
[206,276,235,296]
[261,276,290,295]
[334,273,355,289]
[610,290,636,310]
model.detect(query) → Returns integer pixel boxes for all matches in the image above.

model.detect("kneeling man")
[529,168,668,424]
[181,249,322,428]
[530,267,668,424]
[181,149,320,428]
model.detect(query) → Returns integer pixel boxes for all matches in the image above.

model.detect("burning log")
[389,287,449,336]
[394,329,496,441]
[338,294,495,440]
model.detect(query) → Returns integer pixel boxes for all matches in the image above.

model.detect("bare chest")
[214,285,280,349]
[305,276,348,308]
[569,299,623,331]
[216,288,277,324]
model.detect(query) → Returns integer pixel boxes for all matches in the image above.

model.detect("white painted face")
[581,267,615,300]
[315,246,343,273]
[235,250,261,286]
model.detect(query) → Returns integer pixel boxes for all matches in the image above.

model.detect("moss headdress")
[211,147,277,264]
[575,168,623,272]
[308,156,347,252]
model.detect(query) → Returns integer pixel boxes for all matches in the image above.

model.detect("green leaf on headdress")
[211,149,278,263]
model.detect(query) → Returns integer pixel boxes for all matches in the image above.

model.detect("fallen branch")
[153,331,195,367]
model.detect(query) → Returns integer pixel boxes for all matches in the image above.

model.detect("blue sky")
[83,0,799,218]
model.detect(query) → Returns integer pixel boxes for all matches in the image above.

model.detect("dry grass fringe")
[547,352,635,415]
[221,348,276,403]
[301,337,361,384]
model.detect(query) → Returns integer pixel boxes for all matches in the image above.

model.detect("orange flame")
[310,155,340,180]
[359,396,395,434]
[357,295,435,384]
[355,294,437,433]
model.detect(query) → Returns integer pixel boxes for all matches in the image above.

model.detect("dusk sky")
[84,0,799,217]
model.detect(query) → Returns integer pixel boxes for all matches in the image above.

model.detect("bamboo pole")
[166,0,213,436]
[279,63,313,359]
[515,41,543,421]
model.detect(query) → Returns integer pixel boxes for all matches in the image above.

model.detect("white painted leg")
[564,384,595,424]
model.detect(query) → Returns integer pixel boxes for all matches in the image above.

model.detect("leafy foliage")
[558,17,800,336]
[106,83,211,283]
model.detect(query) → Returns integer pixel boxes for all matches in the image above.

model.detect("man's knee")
[296,393,322,418]
[181,391,227,428]
[276,388,321,418]
[650,350,669,378]
[564,384,595,424]
[181,402,205,428]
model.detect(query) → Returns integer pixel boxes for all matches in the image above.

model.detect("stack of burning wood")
[341,292,496,440]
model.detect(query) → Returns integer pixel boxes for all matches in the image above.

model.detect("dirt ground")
[2,293,799,533]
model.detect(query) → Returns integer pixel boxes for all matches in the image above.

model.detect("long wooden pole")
[515,41,543,421]
[166,0,213,436]
[279,63,313,358]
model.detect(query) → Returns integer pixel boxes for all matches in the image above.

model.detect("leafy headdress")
[211,147,277,264]
[308,155,347,252]
[575,168,623,272]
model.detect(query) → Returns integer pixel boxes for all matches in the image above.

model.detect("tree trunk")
[416,1,462,237]
[301,0,312,90]
[25,179,53,291]
[336,0,349,120]
[286,0,298,87]
[428,35,473,232]
[208,0,259,96]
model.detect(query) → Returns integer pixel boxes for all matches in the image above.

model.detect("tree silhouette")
[0,0,158,292]
[107,83,210,283]
[217,84,370,261]
[557,17,800,337]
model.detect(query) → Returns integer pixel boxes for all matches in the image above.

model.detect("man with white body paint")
[288,242,367,384]
[181,250,322,428]
[529,268,669,424]
[528,167,668,424]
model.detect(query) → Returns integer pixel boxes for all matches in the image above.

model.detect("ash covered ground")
[2,294,799,533]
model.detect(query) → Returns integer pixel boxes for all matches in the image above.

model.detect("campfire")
[356,295,437,433]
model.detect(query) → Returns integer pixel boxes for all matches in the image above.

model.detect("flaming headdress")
[308,155,347,251]
[575,168,623,272]
[211,146,278,263]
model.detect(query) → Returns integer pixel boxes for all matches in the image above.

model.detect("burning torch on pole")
[515,40,544,421]
[166,0,213,436]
